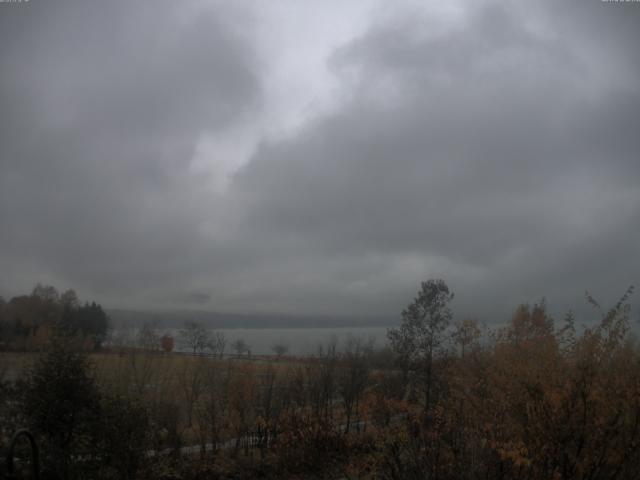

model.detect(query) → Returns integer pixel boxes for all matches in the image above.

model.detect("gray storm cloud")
[1,0,260,300]
[1,0,639,322]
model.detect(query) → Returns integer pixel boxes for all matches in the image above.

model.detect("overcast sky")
[1,0,639,323]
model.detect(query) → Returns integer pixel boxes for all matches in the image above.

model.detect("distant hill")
[107,308,394,330]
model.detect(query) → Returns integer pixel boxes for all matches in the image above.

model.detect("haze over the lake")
[1,0,639,323]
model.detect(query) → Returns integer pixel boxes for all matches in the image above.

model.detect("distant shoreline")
[107,308,394,330]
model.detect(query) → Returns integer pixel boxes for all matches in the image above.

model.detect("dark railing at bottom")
[4,429,40,480]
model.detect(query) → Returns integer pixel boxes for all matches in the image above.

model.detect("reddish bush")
[160,335,174,353]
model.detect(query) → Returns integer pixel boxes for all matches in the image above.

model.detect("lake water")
[123,326,392,355]
[216,327,391,355]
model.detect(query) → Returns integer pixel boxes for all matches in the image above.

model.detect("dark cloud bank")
[1,0,639,324]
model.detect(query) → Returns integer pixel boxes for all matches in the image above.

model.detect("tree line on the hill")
[0,280,639,480]
[0,284,109,351]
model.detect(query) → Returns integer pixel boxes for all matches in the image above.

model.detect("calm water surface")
[139,327,391,355]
